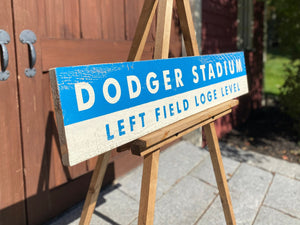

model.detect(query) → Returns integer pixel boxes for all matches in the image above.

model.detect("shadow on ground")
[221,103,300,163]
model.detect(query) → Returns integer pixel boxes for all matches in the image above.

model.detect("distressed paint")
[50,52,248,165]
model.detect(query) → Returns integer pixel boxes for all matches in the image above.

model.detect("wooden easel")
[79,0,237,224]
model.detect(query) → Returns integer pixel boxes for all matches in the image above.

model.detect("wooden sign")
[50,52,248,166]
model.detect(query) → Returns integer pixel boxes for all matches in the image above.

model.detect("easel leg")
[203,122,236,225]
[138,149,160,225]
[79,151,111,225]
[176,0,200,56]
[127,0,158,61]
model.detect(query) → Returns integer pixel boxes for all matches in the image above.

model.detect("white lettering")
[75,82,95,111]
[236,59,243,72]
[216,62,223,77]
[127,75,141,99]
[174,68,184,87]
[200,65,206,81]
[208,63,216,80]
[103,78,121,104]
[224,61,228,75]
[163,70,171,90]
[228,60,235,74]
[192,65,199,83]
[146,72,159,94]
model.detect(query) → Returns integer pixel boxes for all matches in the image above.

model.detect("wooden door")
[6,0,181,224]
[11,0,155,224]
[0,1,26,225]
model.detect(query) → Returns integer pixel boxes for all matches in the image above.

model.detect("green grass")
[264,53,291,95]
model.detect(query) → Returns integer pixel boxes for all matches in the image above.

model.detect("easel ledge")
[126,99,238,156]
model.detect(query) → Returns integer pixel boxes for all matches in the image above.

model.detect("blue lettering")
[118,119,126,136]
[139,112,146,127]
[169,103,174,116]
[183,99,189,111]
[129,116,136,131]
[155,107,160,122]
[176,101,182,113]
[229,84,233,93]
[163,105,167,118]
[195,96,199,106]
[200,93,205,104]
[207,91,212,102]
[105,124,114,140]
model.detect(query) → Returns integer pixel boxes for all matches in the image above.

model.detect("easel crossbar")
[129,100,238,156]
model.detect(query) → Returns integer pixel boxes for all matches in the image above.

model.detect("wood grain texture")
[176,0,200,56]
[63,0,81,38]
[131,100,238,154]
[101,0,125,40]
[154,0,173,59]
[0,0,26,224]
[12,0,88,223]
[41,39,154,72]
[127,0,158,61]
[45,0,65,38]
[79,0,103,39]
[138,149,160,225]
[45,0,88,184]
[125,0,145,41]
[203,122,236,225]
[79,152,111,225]
[132,108,232,157]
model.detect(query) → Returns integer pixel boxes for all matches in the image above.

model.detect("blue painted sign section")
[56,52,246,126]
[51,52,248,165]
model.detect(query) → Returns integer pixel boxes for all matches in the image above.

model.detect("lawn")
[264,53,291,95]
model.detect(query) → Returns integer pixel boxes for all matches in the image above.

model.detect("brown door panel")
[41,39,154,72]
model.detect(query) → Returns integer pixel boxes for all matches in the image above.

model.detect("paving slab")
[46,141,300,225]
[263,174,300,219]
[197,163,273,225]
[220,142,300,180]
[117,141,208,201]
[117,165,171,202]
[153,175,217,225]
[48,185,139,225]
[157,141,209,187]
[253,206,300,225]
[191,154,240,187]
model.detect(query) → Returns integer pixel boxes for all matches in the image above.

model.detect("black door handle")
[0,30,10,81]
[20,30,37,78]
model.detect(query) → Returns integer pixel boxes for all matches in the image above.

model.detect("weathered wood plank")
[50,52,247,166]
[0,0,26,224]
[42,39,154,72]
[63,0,81,39]
[101,0,125,40]
[43,0,88,184]
[176,0,200,56]
[138,149,160,225]
[131,100,238,152]
[154,0,173,59]
[79,0,102,39]
[79,151,111,225]
[130,100,237,156]
[127,0,158,61]
[204,122,236,225]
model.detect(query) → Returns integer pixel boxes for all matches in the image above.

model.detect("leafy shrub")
[279,62,300,136]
